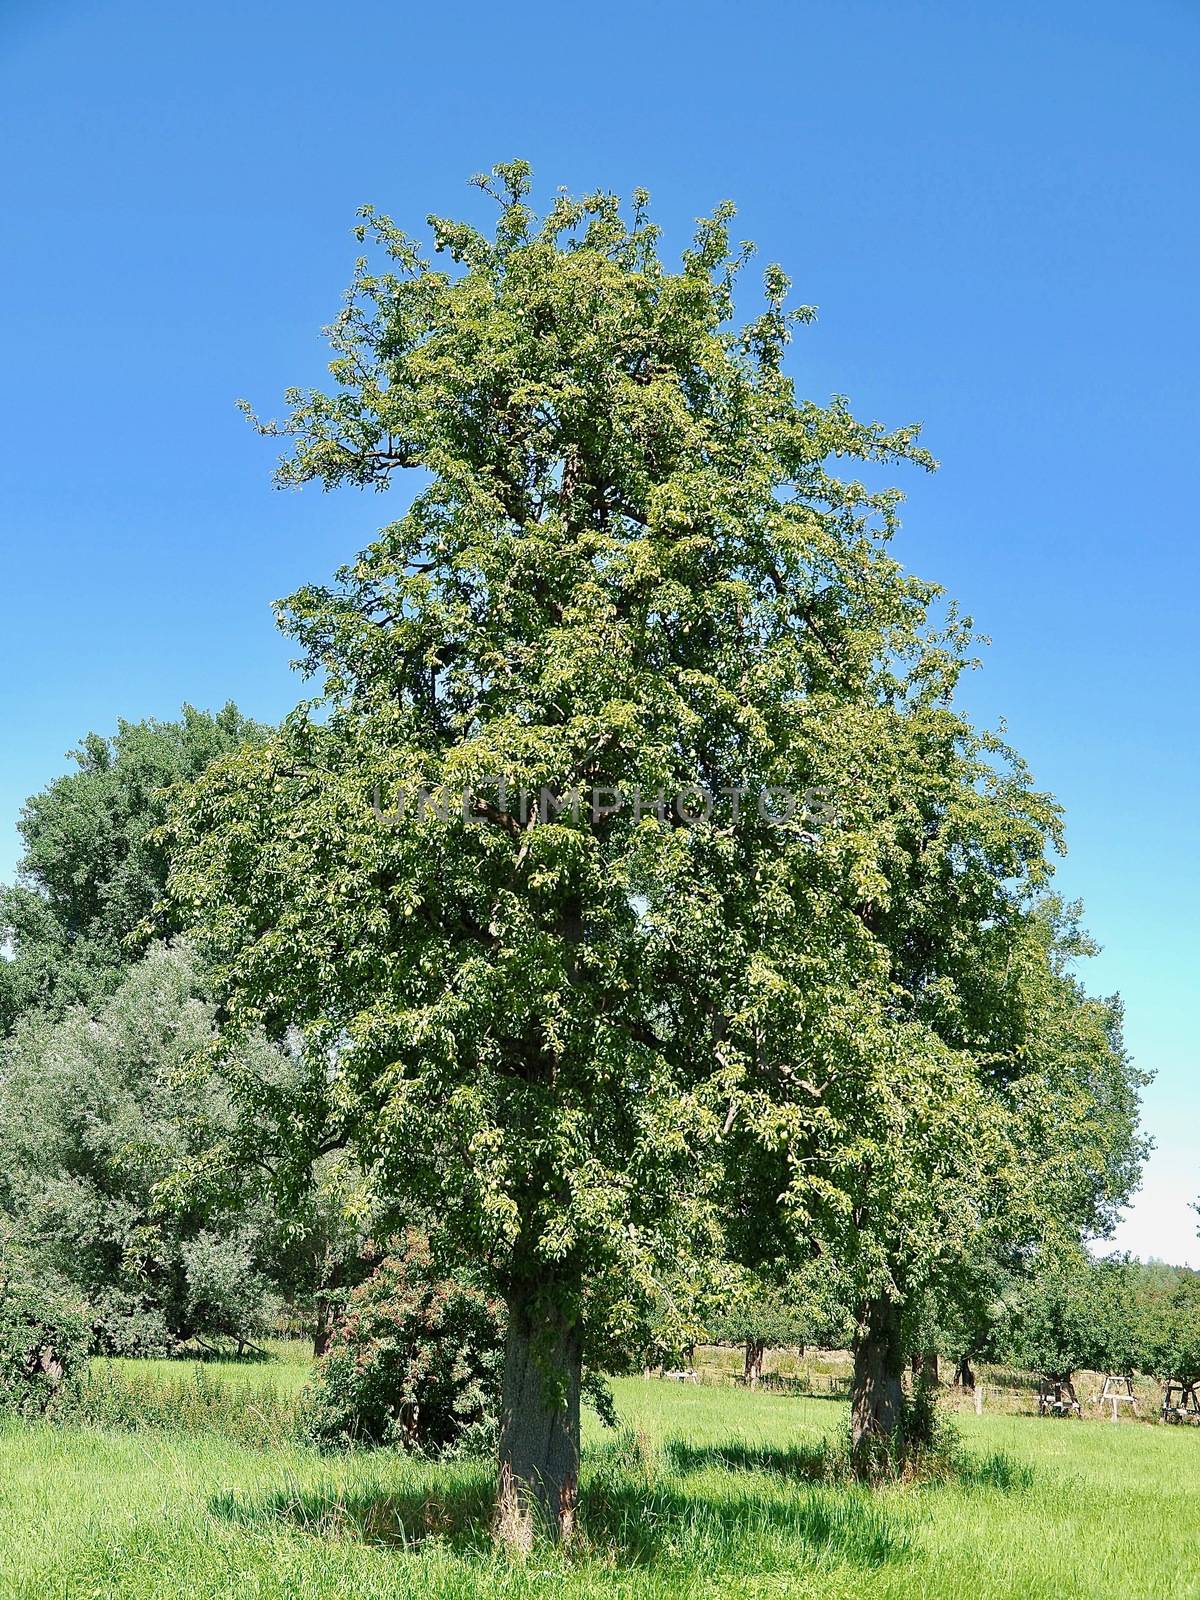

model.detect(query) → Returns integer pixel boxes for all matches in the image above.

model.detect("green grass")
[3,1366,1200,1598]
[76,1354,308,1447]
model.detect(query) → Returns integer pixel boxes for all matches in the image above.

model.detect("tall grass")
[76,1357,303,1447]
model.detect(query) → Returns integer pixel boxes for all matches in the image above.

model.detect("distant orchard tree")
[1010,1247,1120,1393]
[710,1263,851,1387]
[1139,1268,1200,1387]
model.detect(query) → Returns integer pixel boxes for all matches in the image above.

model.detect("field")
[2,1352,1199,1600]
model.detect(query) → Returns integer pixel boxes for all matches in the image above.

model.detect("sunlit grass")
[3,1364,1200,1597]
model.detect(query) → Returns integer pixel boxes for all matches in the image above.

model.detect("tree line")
[0,163,1153,1547]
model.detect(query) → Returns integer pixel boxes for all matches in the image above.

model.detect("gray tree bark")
[495,1279,581,1550]
[911,1348,940,1386]
[850,1293,905,1463]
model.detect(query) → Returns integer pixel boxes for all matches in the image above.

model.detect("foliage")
[166,164,1149,1508]
[179,1231,272,1350]
[709,1261,852,1353]
[1087,1255,1147,1378]
[1137,1267,1200,1383]
[0,704,267,1033]
[260,1148,374,1355]
[0,943,279,1351]
[929,1252,1024,1377]
[0,1250,89,1418]
[301,1229,504,1455]
[1008,1246,1112,1380]
[998,1253,1200,1388]
[167,162,989,1523]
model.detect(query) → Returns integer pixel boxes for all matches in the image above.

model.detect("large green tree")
[170,161,976,1541]
[169,163,1146,1526]
[0,704,266,1032]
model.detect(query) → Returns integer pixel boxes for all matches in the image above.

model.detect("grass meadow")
[2,1353,1199,1599]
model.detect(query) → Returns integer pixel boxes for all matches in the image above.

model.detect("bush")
[0,1272,90,1418]
[301,1229,503,1455]
[89,1291,173,1357]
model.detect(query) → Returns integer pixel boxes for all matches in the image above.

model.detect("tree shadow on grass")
[667,1438,842,1481]
[580,1473,907,1569]
[666,1437,1034,1494]
[210,1458,910,1572]
[210,1477,497,1557]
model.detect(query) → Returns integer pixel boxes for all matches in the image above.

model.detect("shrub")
[301,1229,503,1455]
[89,1291,173,1357]
[0,1271,90,1418]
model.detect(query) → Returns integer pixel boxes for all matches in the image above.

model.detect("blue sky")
[1,0,1196,1259]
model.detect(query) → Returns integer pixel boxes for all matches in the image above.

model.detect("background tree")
[1009,1245,1112,1399]
[0,943,278,1352]
[0,705,266,1033]
[709,1262,850,1387]
[189,1024,375,1356]
[817,893,1140,1462]
[1088,1255,1145,1381]
[884,902,1148,1409]
[930,1250,1024,1388]
[1140,1269,1200,1394]
[272,1149,373,1356]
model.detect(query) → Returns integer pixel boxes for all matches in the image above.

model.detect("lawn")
[2,1366,1199,1599]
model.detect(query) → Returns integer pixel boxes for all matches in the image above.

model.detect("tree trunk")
[744,1337,765,1389]
[313,1299,334,1358]
[495,1278,581,1551]
[850,1293,905,1466]
[911,1348,940,1386]
[954,1354,976,1390]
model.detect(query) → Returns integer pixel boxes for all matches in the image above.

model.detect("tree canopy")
[167,163,1148,1526]
[0,704,267,1032]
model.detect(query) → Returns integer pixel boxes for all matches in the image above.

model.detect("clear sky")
[1,0,1196,1260]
